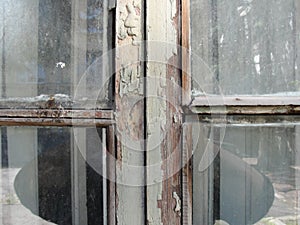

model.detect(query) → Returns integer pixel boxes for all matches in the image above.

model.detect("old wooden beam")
[0,118,114,127]
[181,1,194,224]
[0,109,113,119]
[186,114,300,125]
[0,94,110,109]
[182,123,193,225]
[182,0,191,106]
[189,105,300,115]
[106,125,116,225]
[146,0,182,224]
[190,96,300,115]
[115,0,145,224]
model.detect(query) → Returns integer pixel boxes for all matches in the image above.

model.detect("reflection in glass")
[191,0,300,96]
[0,127,106,225]
[193,122,300,225]
[0,0,112,106]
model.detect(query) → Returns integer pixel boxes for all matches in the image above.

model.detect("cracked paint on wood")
[146,0,182,224]
[115,0,145,224]
[117,1,142,45]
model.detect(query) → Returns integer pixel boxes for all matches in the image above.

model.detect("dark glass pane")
[193,121,300,224]
[0,127,105,225]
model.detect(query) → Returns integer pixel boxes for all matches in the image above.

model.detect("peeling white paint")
[118,20,128,40]
[117,2,141,44]
[173,114,179,123]
[115,0,145,224]
[173,192,181,213]
[133,0,141,9]
[119,65,143,97]
[146,0,179,223]
[124,4,139,29]
[170,0,177,19]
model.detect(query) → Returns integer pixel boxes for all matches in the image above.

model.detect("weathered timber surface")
[115,0,145,224]
[146,0,182,224]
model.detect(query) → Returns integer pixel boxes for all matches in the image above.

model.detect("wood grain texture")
[107,125,116,225]
[182,124,193,225]
[0,109,113,119]
[146,0,182,224]
[115,0,145,224]
[182,0,191,106]
[0,118,114,127]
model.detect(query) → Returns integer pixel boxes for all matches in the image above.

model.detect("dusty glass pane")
[193,121,300,225]
[191,0,300,96]
[0,0,113,108]
[0,126,106,225]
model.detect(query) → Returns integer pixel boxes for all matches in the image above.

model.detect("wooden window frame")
[181,0,300,116]
[0,99,117,221]
[181,0,300,224]
[0,98,114,127]
[0,1,118,224]
[4,0,299,224]
[0,98,116,225]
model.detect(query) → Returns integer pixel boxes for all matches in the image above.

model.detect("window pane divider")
[0,109,114,127]
[189,96,300,115]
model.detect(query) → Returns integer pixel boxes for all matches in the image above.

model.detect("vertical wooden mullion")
[182,123,193,225]
[182,0,191,106]
[146,0,182,224]
[115,0,145,224]
[182,1,193,223]
[107,125,116,225]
